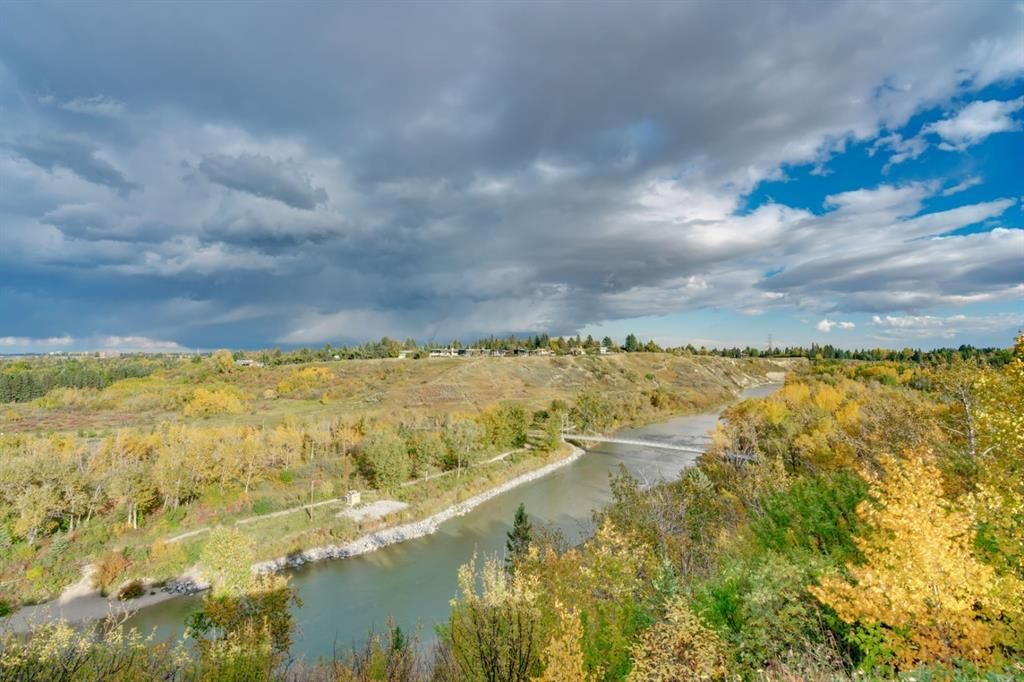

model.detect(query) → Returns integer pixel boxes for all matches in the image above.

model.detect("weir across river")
[562,433,707,454]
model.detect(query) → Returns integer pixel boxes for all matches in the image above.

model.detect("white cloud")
[759,187,1021,314]
[872,133,929,171]
[0,335,74,347]
[0,334,186,353]
[98,335,188,352]
[941,176,983,196]
[870,312,1024,339]
[817,319,856,332]
[923,97,1024,151]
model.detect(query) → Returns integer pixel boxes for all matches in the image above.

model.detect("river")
[124,383,777,662]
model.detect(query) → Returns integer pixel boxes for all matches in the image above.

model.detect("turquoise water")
[125,384,777,662]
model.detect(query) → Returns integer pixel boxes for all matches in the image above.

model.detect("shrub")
[200,527,255,597]
[695,553,844,670]
[360,429,412,491]
[628,597,727,681]
[47,532,70,557]
[164,506,186,528]
[275,366,334,398]
[31,387,100,410]
[93,550,132,594]
[182,386,248,417]
[750,471,868,563]
[117,580,145,601]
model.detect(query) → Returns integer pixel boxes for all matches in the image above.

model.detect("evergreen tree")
[505,502,532,571]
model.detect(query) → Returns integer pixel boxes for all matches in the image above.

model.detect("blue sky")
[0,2,1022,353]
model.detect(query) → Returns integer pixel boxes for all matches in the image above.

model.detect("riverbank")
[251,443,585,573]
[3,374,788,635]
[2,443,585,633]
[1,566,206,633]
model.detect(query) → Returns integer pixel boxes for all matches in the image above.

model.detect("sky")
[0,1,1022,354]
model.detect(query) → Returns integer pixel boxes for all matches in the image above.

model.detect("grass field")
[2,353,794,435]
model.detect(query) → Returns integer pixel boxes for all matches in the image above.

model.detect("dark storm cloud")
[198,153,328,210]
[0,1,1021,349]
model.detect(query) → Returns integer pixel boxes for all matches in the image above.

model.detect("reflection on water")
[126,384,778,661]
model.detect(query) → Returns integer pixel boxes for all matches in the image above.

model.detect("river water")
[125,384,777,662]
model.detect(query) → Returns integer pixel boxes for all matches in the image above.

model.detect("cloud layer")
[0,2,1021,350]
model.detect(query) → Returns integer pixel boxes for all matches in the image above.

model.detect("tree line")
[0,358,160,403]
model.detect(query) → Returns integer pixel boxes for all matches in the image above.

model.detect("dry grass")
[2,354,792,435]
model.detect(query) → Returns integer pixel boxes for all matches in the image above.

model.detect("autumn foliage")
[3,338,1023,680]
[811,451,1022,669]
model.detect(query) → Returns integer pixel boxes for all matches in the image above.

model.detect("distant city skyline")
[1,2,1021,354]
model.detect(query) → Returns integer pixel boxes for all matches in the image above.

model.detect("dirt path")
[401,446,524,487]
[235,497,341,525]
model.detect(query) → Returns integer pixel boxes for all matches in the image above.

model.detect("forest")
[1,337,1021,680]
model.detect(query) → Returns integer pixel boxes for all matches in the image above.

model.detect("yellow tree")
[967,333,1024,640]
[447,553,543,681]
[975,332,1024,464]
[210,349,235,374]
[810,451,1019,669]
[200,526,255,598]
[182,387,247,417]
[534,601,591,682]
[627,597,727,682]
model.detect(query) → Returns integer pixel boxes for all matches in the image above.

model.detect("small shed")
[345,490,362,507]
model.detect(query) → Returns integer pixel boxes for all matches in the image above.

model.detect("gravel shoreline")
[252,444,584,572]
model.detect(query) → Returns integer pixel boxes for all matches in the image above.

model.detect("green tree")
[360,429,411,491]
[506,503,533,572]
[410,431,447,476]
[444,419,484,477]
[624,334,641,352]
[187,574,300,681]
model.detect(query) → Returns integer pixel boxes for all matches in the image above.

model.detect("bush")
[182,386,248,417]
[93,550,132,594]
[251,498,274,515]
[276,366,334,398]
[117,580,145,601]
[694,553,846,670]
[360,429,412,491]
[628,597,728,681]
[47,532,70,557]
[750,471,868,563]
